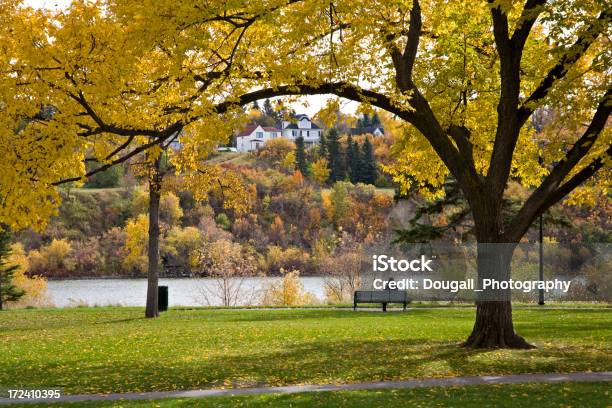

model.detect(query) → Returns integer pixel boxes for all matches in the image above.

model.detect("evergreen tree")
[345,134,355,181]
[318,130,327,158]
[371,112,381,125]
[263,98,274,116]
[326,128,345,182]
[0,228,24,310]
[263,98,278,124]
[360,137,378,185]
[294,136,309,176]
[345,135,361,183]
[351,141,362,183]
[359,113,371,130]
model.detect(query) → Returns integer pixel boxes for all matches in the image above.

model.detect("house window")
[256,132,263,138]
[271,132,277,138]
[292,130,297,137]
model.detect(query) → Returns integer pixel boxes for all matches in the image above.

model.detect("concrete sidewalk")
[1,371,610,405]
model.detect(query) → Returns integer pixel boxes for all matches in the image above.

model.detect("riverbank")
[42,277,328,308]
[34,277,612,309]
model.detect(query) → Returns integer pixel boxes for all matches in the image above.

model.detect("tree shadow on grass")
[218,309,437,323]
[9,336,609,394]
[515,320,612,340]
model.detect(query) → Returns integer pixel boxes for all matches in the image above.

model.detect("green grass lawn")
[7,382,611,408]
[0,308,610,396]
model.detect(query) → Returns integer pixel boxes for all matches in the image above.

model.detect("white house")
[280,114,322,146]
[236,124,282,152]
[236,115,323,152]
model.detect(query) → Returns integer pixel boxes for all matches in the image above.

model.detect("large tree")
[209,0,610,348]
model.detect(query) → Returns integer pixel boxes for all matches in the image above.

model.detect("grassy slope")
[204,152,254,165]
[59,186,141,194]
[0,308,610,395]
[8,382,611,408]
[321,187,396,196]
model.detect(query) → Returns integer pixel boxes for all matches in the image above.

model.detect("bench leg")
[353,302,357,311]
[382,302,387,312]
[403,302,406,311]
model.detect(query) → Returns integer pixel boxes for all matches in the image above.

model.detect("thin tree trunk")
[145,156,162,318]
[463,242,534,349]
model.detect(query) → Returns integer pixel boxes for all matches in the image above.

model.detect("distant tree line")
[293,128,378,186]
[356,112,381,132]
[249,99,285,127]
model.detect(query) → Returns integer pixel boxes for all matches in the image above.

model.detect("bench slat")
[354,290,409,303]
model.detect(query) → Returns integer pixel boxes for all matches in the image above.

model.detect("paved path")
[1,372,610,405]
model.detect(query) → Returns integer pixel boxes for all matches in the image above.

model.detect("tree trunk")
[462,242,534,349]
[145,156,162,319]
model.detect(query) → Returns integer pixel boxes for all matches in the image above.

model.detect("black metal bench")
[353,290,410,311]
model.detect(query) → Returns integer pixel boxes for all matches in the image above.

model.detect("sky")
[24,0,359,118]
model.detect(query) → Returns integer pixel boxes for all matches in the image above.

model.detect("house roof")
[236,124,281,137]
[236,124,259,137]
[282,122,321,130]
[279,114,323,130]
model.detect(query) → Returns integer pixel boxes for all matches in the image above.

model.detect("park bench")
[353,290,410,312]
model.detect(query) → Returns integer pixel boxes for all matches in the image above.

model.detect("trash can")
[158,286,168,312]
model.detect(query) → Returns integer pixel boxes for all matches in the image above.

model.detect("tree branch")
[52,135,170,186]
[505,89,611,240]
[517,8,611,126]
[539,147,610,211]
[389,0,421,91]
[485,1,524,201]
[68,90,175,138]
[510,0,547,49]
[490,1,511,56]
[211,81,481,198]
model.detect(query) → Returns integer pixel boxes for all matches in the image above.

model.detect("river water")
[46,277,328,307]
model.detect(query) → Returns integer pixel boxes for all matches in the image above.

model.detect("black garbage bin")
[158,286,168,312]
